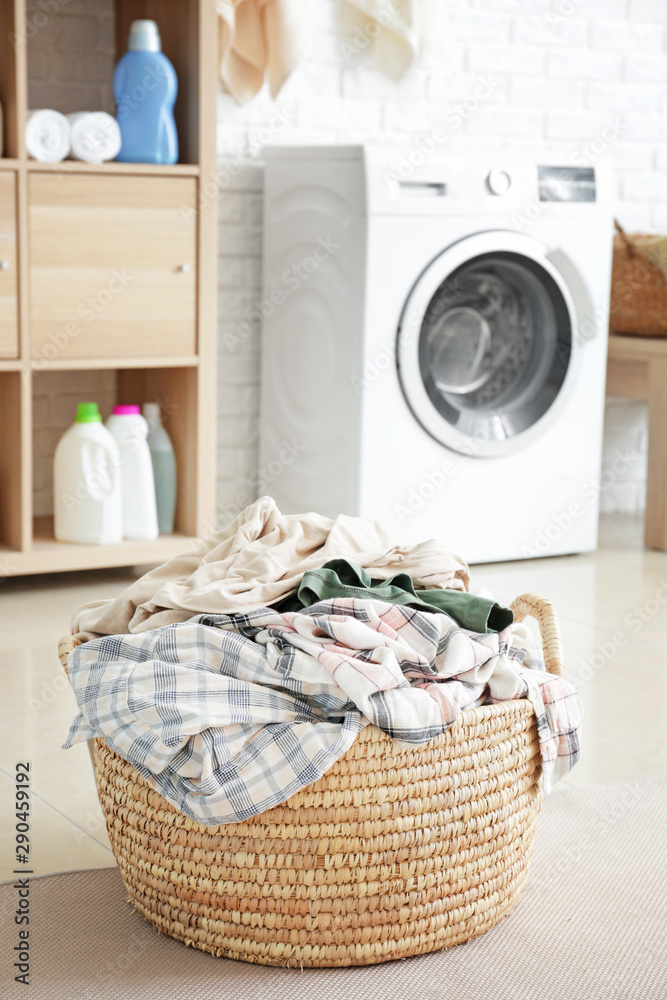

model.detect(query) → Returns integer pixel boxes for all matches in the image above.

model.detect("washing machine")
[260,145,613,563]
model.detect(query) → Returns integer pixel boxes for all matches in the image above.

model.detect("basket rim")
[58,591,565,678]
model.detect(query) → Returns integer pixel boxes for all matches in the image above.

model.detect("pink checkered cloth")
[64,598,581,826]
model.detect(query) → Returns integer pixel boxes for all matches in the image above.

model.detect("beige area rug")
[1,780,665,1000]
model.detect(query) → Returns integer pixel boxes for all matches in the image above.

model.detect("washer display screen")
[416,251,572,446]
[538,166,596,202]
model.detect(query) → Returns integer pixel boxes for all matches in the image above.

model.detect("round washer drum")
[397,231,582,458]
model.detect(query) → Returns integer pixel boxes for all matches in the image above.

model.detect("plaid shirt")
[64,598,581,826]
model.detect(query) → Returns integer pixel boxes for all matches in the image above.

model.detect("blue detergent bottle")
[114,19,178,164]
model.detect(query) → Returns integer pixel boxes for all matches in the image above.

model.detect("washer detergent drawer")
[0,172,19,358]
[28,174,197,360]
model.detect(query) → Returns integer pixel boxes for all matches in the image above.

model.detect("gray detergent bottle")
[143,403,177,534]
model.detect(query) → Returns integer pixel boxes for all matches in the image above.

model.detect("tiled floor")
[2,514,666,882]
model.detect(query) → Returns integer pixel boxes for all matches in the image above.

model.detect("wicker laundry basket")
[609,220,667,336]
[59,593,564,968]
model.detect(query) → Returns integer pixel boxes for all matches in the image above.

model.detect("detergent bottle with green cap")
[54,402,123,545]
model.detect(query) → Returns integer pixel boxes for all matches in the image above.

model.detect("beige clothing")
[72,496,469,640]
[217,0,308,104]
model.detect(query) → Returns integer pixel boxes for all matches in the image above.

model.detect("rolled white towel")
[25,109,70,163]
[67,112,122,164]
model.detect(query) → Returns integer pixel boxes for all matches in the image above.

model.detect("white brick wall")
[28,0,664,522]
[26,0,115,114]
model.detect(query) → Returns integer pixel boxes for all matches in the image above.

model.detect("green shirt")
[275,558,513,634]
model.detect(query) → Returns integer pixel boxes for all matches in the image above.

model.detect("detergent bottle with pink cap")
[106,404,159,540]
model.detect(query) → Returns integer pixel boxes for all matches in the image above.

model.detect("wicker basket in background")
[59,593,565,969]
[609,220,667,336]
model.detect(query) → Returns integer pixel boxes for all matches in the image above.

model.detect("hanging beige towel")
[71,495,470,640]
[344,0,446,78]
[217,0,308,103]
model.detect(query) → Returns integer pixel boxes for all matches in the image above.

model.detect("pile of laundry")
[64,497,582,826]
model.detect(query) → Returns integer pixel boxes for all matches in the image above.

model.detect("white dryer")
[260,146,613,563]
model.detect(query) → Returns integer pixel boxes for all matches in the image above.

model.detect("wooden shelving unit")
[25,161,201,176]
[0,0,218,576]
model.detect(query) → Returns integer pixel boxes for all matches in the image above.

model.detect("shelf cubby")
[24,0,201,166]
[27,364,202,572]
[115,0,200,167]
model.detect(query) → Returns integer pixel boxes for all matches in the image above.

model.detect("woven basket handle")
[614,218,636,257]
[510,594,564,678]
[58,635,82,680]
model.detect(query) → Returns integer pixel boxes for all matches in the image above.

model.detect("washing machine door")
[397,231,583,457]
